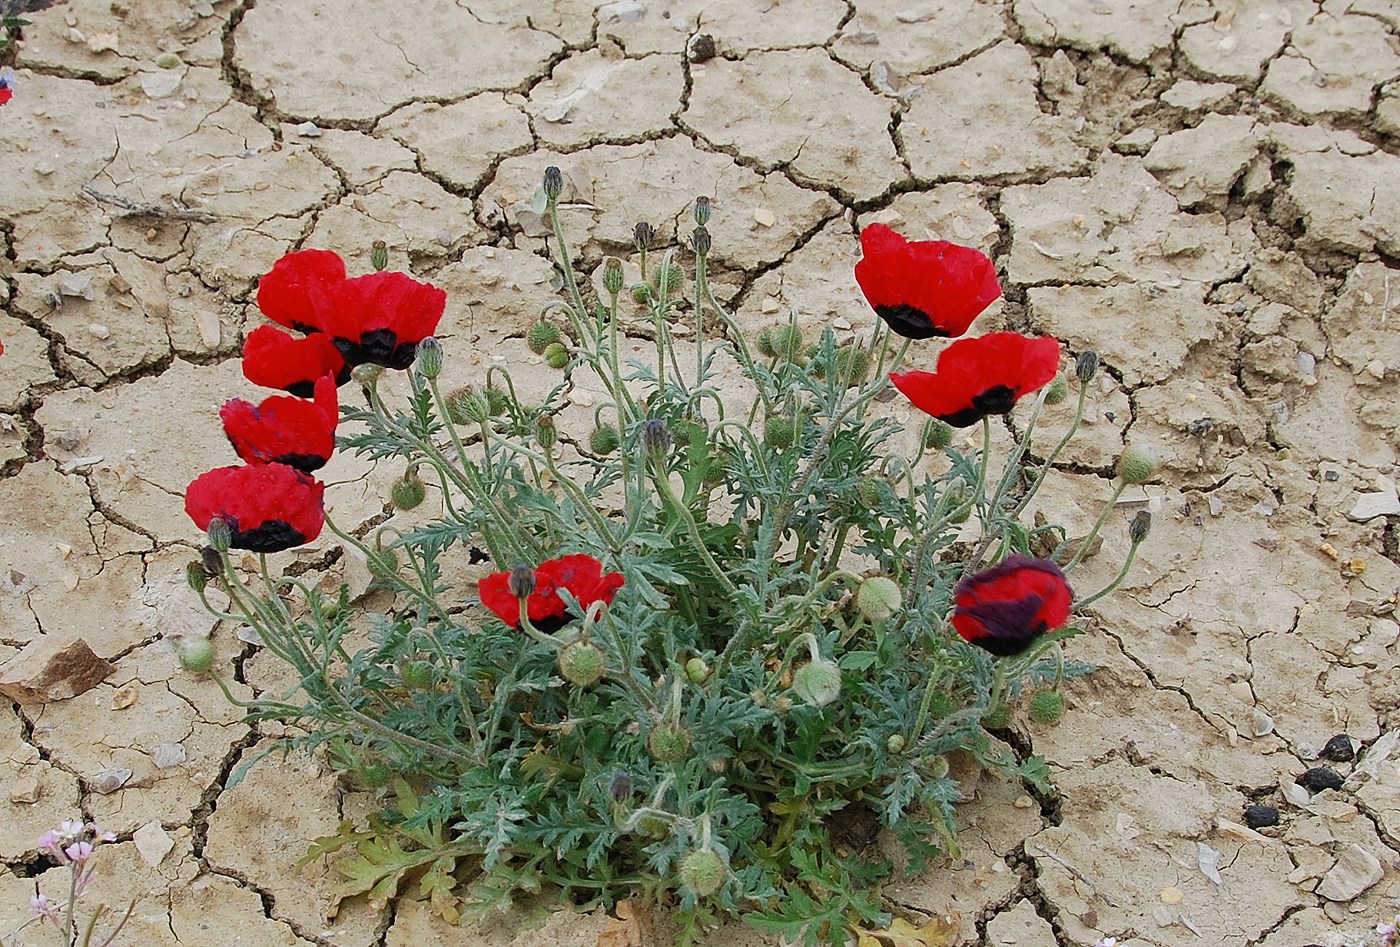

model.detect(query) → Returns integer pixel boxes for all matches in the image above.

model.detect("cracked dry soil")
[1,0,1399,945]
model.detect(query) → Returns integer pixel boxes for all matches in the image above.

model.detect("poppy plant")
[478,554,625,634]
[185,463,326,553]
[854,222,1002,340]
[220,374,338,472]
[952,555,1072,656]
[241,325,349,397]
[890,332,1060,428]
[256,248,346,334]
[318,271,448,370]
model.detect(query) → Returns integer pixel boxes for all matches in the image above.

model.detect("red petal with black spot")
[220,375,339,473]
[256,249,346,334]
[854,222,1002,340]
[952,555,1072,657]
[184,463,325,553]
[317,272,447,370]
[478,554,625,633]
[241,325,349,397]
[890,332,1061,428]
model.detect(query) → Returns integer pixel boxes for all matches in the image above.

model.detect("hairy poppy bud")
[206,517,231,553]
[764,416,797,449]
[186,561,208,594]
[923,420,954,451]
[1044,375,1068,405]
[1029,689,1066,726]
[542,165,564,201]
[400,660,434,689]
[1129,509,1152,544]
[653,260,684,298]
[370,240,389,271]
[983,703,1013,730]
[641,419,671,459]
[535,414,557,451]
[415,337,443,379]
[543,341,570,370]
[484,386,512,416]
[756,328,778,358]
[174,636,215,673]
[608,771,633,802]
[526,321,562,355]
[1117,444,1157,485]
[602,257,625,296]
[507,564,536,600]
[446,386,491,425]
[771,324,803,361]
[367,548,399,581]
[791,659,842,708]
[834,344,870,385]
[679,848,726,897]
[685,657,709,683]
[647,721,691,762]
[856,576,901,623]
[391,469,426,510]
[557,640,604,687]
[589,425,621,455]
[633,221,655,252]
[1075,350,1099,384]
[692,226,711,257]
[351,362,384,388]
[886,734,906,754]
[693,195,712,227]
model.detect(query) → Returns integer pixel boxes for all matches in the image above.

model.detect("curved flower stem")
[1074,538,1142,608]
[1064,480,1128,571]
[648,455,738,599]
[1011,377,1089,519]
[547,196,588,319]
[323,515,457,626]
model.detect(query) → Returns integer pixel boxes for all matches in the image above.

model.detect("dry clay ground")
[0,0,1399,945]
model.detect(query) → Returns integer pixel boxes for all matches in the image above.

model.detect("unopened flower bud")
[370,240,389,271]
[1044,376,1068,405]
[507,564,536,600]
[535,414,557,450]
[400,660,434,689]
[185,560,208,593]
[692,226,711,257]
[1129,509,1152,544]
[685,657,709,683]
[1116,444,1157,485]
[200,545,223,577]
[633,220,655,252]
[923,420,954,451]
[647,721,691,762]
[653,260,683,298]
[351,362,384,388]
[856,576,902,623]
[543,341,570,370]
[602,257,625,296]
[764,416,797,449]
[484,387,512,416]
[526,321,562,355]
[542,165,564,202]
[756,328,778,358]
[928,756,950,779]
[834,344,870,385]
[679,848,726,898]
[391,469,426,510]
[415,337,443,379]
[557,639,604,687]
[693,195,712,226]
[771,324,803,361]
[446,386,491,425]
[206,517,231,553]
[983,702,1013,730]
[791,659,842,708]
[174,636,216,673]
[886,734,906,754]
[367,548,399,581]
[608,771,633,803]
[1075,350,1099,384]
[641,419,671,458]
[1028,689,1066,726]
[589,424,621,455]
[631,281,654,304]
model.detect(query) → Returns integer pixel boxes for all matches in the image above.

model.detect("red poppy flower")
[952,555,1072,657]
[220,375,338,473]
[185,463,326,552]
[318,271,448,370]
[0,68,14,107]
[478,554,625,634]
[854,222,1002,339]
[890,332,1060,428]
[241,325,349,397]
[256,249,346,334]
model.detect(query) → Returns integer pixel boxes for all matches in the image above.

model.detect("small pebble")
[1297,766,1344,793]
[1243,804,1279,828]
[753,207,776,228]
[1320,734,1355,762]
[295,120,322,138]
[688,33,716,63]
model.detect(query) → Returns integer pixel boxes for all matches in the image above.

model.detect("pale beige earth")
[0,1,1399,945]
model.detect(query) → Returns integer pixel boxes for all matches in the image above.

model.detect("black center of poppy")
[333,330,416,371]
[232,520,308,553]
[937,385,1019,428]
[964,595,1045,656]
[285,379,318,398]
[273,452,329,474]
[874,304,951,341]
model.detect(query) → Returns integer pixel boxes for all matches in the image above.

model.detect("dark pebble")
[689,33,717,63]
[1243,805,1279,829]
[1297,766,1344,792]
[1320,733,1355,762]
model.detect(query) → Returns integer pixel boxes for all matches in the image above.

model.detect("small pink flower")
[30,893,59,926]
[36,830,60,853]
[92,825,117,843]
[1377,919,1397,947]
[63,840,93,863]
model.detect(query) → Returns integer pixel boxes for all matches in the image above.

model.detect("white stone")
[139,69,184,99]
[599,0,645,23]
[295,121,323,138]
[133,821,175,866]
[1316,844,1383,901]
[1350,490,1400,521]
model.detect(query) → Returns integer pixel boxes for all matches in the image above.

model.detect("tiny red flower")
[854,222,1002,339]
[952,555,1072,657]
[241,325,349,397]
[256,248,346,334]
[318,271,448,370]
[890,332,1060,427]
[0,68,15,107]
[185,463,326,552]
[478,554,625,634]
[220,375,338,473]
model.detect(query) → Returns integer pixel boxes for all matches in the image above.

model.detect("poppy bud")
[608,771,633,802]
[886,734,906,754]
[641,419,671,459]
[542,165,564,202]
[1116,444,1157,485]
[1075,350,1099,384]
[856,576,902,623]
[206,517,231,553]
[756,328,778,358]
[370,240,389,272]
[928,756,950,779]
[685,657,709,683]
[834,344,870,385]
[484,387,512,416]
[526,321,562,355]
[446,386,491,425]
[507,564,536,600]
[589,425,620,455]
[679,848,726,897]
[923,420,954,451]
[174,636,216,673]
[653,261,684,298]
[415,337,443,379]
[631,281,654,304]
[357,758,393,788]
[557,640,605,687]
[633,221,655,252]
[351,362,384,388]
[791,659,842,708]
[1044,375,1068,405]
[535,415,558,451]
[200,545,223,577]
[391,470,426,510]
[764,416,797,449]
[926,691,957,719]
[185,561,208,593]
[397,660,432,689]
[602,257,625,296]
[692,226,711,257]
[983,703,1013,729]
[647,721,691,762]
[367,548,399,581]
[1129,510,1152,544]
[1029,689,1066,726]
[543,341,570,370]
[693,195,712,227]
[771,324,803,361]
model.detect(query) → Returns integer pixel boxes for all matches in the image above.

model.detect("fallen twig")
[81,184,219,223]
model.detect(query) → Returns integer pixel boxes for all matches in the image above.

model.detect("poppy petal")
[952,555,1072,656]
[477,554,624,633]
[319,272,448,369]
[242,326,350,396]
[855,223,1002,339]
[890,332,1060,427]
[256,249,346,333]
[220,375,339,472]
[185,463,325,552]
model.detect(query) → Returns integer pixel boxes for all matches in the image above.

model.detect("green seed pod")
[185,561,208,594]
[400,660,435,690]
[415,337,443,379]
[791,659,842,708]
[1044,375,1069,405]
[543,341,570,370]
[557,640,605,687]
[1117,444,1157,485]
[535,415,558,451]
[756,328,778,358]
[834,344,871,385]
[855,576,902,623]
[370,240,389,272]
[589,424,621,455]
[351,362,384,388]
[1028,689,1066,726]
[367,548,399,581]
[983,702,1013,730]
[886,733,906,754]
[647,722,692,762]
[602,257,625,296]
[653,261,684,298]
[206,517,231,553]
[923,420,954,451]
[763,416,797,449]
[631,282,654,304]
[770,324,804,361]
[679,848,726,898]
[391,470,426,510]
[684,657,709,683]
[174,636,216,673]
[484,386,512,416]
[526,321,562,355]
